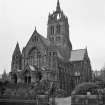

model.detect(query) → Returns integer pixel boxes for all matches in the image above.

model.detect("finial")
[33,26,37,34]
[35,26,36,32]
[56,0,61,12]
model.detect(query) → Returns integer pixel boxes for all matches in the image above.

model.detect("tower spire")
[56,0,61,12]
[13,42,21,57]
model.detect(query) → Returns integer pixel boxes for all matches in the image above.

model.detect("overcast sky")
[0,0,105,74]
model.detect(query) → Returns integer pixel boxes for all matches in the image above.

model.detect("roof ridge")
[72,48,86,51]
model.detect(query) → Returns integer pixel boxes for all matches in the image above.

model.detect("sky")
[0,0,105,74]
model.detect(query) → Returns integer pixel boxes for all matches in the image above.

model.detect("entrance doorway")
[24,76,31,84]
[24,70,31,84]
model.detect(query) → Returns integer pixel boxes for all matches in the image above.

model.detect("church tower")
[11,42,22,72]
[47,0,72,53]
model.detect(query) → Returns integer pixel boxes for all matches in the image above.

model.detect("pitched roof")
[32,28,50,47]
[25,28,51,49]
[69,49,86,62]
[29,65,35,71]
[23,64,36,72]
[38,34,50,47]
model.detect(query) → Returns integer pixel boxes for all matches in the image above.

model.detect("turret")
[11,42,22,72]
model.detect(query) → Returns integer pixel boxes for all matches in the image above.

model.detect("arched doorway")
[24,75,31,84]
[24,70,31,84]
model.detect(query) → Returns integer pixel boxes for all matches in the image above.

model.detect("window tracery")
[56,24,60,34]
[28,47,41,65]
[28,47,38,57]
[51,26,54,35]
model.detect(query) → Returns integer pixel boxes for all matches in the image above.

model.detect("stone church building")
[10,0,92,95]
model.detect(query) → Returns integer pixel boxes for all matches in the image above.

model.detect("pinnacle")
[16,41,19,47]
[13,42,21,56]
[16,42,20,51]
[56,0,61,12]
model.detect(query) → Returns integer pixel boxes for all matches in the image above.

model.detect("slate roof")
[23,64,37,72]
[26,65,47,72]
[38,34,51,47]
[69,49,86,62]
[33,30,50,47]
[25,29,51,49]
[29,65,35,71]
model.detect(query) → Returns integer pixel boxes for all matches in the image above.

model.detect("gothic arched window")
[28,47,41,65]
[51,26,54,35]
[28,47,38,57]
[56,24,60,34]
